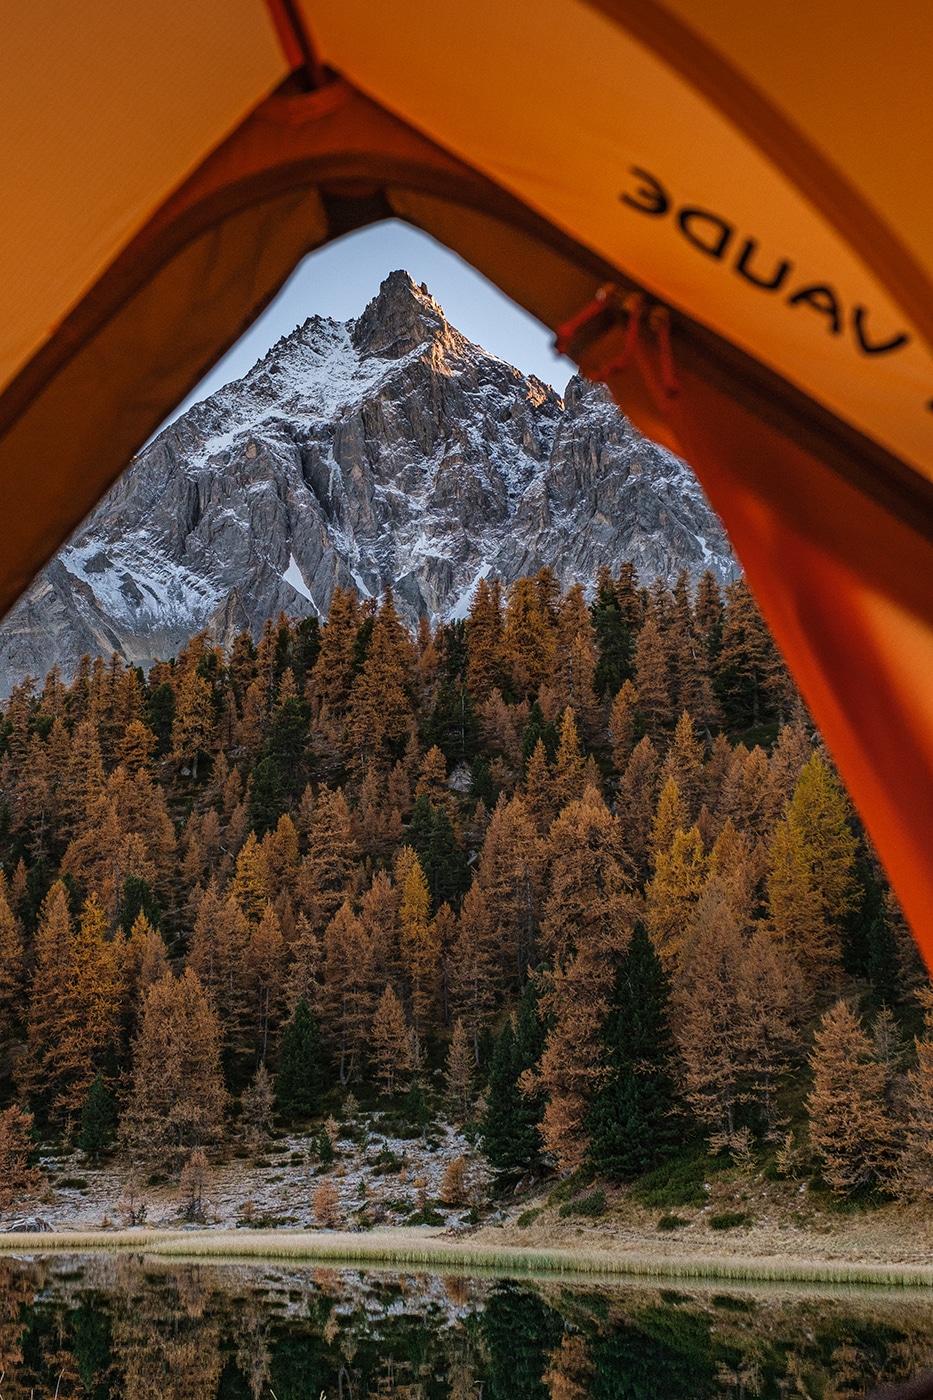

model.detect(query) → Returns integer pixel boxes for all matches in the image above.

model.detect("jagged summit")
[0,273,734,691]
[351,269,450,359]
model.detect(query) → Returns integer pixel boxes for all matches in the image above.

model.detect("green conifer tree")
[248,756,286,838]
[78,1071,117,1161]
[481,979,548,1174]
[586,921,680,1178]
[274,998,325,1121]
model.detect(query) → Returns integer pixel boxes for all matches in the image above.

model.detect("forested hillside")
[0,563,928,1210]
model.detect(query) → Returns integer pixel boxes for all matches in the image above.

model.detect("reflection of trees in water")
[108,1259,224,1400]
[3,1257,933,1398]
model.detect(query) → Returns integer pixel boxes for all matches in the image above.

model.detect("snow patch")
[446,563,492,622]
[282,553,314,604]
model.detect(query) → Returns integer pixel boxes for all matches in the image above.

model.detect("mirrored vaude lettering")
[620,167,911,359]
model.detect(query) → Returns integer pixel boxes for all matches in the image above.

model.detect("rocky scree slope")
[0,271,734,689]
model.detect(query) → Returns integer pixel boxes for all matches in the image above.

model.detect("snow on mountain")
[0,270,735,691]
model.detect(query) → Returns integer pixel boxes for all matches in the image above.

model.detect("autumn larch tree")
[586,921,680,1178]
[123,968,227,1168]
[0,1106,41,1210]
[807,999,899,1194]
[476,793,544,989]
[445,1018,474,1119]
[466,576,505,701]
[767,752,857,989]
[171,669,215,780]
[348,587,414,772]
[633,608,675,739]
[0,875,24,1051]
[397,851,440,1037]
[674,880,799,1146]
[244,902,286,1065]
[370,984,412,1097]
[321,900,374,1085]
[646,825,708,967]
[20,885,123,1129]
[449,882,498,1063]
[616,736,659,883]
[503,575,556,699]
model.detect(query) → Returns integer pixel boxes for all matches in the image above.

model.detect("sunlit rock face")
[0,270,734,690]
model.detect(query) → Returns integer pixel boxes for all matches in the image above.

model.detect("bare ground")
[6,1123,933,1284]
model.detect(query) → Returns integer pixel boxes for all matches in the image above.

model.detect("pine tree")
[78,1071,118,1160]
[713,578,785,729]
[807,1000,899,1194]
[586,922,680,1178]
[275,998,325,1121]
[480,978,547,1175]
[123,968,227,1167]
[590,567,634,699]
[247,757,286,837]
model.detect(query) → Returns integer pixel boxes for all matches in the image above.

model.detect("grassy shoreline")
[3,1226,933,1289]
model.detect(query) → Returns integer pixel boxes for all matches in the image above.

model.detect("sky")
[167,220,576,424]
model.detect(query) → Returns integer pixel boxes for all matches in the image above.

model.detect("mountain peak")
[0,273,734,692]
[351,269,448,360]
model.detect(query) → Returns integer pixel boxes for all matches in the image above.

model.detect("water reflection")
[0,1253,932,1397]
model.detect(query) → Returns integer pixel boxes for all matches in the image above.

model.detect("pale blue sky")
[167,220,576,423]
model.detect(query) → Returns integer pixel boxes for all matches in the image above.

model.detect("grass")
[5,1228,933,1288]
[517,1209,543,1228]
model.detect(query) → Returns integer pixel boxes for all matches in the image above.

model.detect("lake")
[1,1252,931,1397]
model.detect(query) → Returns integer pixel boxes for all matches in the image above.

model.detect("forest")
[0,562,930,1209]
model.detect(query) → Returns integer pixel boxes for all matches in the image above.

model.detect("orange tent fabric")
[2,1,933,955]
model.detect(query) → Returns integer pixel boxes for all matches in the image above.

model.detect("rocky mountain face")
[0,271,734,691]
